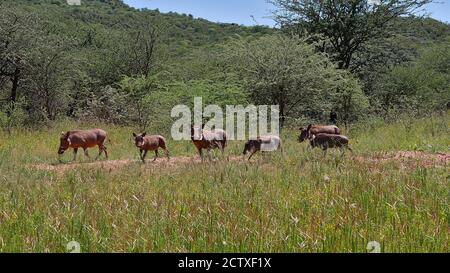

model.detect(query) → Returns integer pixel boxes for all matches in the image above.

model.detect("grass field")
[0,114,448,253]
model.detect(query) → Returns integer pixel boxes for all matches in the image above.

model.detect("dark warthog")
[243,135,282,161]
[298,124,341,142]
[58,129,108,161]
[191,125,227,161]
[309,133,353,154]
[304,125,352,154]
[132,132,170,163]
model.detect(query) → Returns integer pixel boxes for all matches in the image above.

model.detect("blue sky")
[123,0,450,26]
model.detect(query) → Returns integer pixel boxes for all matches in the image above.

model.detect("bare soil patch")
[356,151,449,170]
[27,155,243,175]
[26,151,449,175]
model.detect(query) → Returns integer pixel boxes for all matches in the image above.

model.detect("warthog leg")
[197,148,204,161]
[164,149,170,161]
[72,148,78,162]
[218,142,226,160]
[84,148,91,159]
[207,148,213,161]
[247,150,257,161]
[103,145,108,159]
[217,142,225,156]
[96,144,107,160]
[95,145,101,160]
[153,150,159,162]
[141,150,148,163]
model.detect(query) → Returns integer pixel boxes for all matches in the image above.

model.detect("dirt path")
[355,151,449,169]
[28,155,244,175]
[27,151,448,175]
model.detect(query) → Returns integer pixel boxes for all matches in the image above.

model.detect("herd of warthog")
[58,124,352,162]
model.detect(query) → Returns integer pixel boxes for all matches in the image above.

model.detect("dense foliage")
[0,0,449,131]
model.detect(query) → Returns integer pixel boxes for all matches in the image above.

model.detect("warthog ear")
[132,133,137,138]
[299,127,304,131]
[142,132,147,137]
[307,124,312,131]
[61,131,70,139]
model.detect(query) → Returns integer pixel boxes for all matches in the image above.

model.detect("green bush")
[374,41,450,117]
[0,99,27,134]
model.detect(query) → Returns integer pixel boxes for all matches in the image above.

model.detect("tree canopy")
[271,0,432,71]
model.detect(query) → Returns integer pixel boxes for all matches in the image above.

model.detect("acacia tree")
[227,35,368,126]
[270,0,432,71]
[24,37,75,121]
[123,13,167,77]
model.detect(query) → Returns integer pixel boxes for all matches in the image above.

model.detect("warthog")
[191,125,227,161]
[132,133,170,163]
[243,135,282,161]
[304,125,352,154]
[298,124,341,142]
[58,129,108,161]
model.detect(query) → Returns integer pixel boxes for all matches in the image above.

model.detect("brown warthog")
[191,125,227,161]
[304,125,352,154]
[243,135,282,161]
[298,124,341,142]
[132,133,170,163]
[58,129,108,161]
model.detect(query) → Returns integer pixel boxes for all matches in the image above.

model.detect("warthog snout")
[298,126,310,142]
[243,140,258,155]
[58,131,71,155]
[242,142,251,155]
[133,132,146,148]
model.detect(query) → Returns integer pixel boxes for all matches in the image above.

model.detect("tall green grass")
[0,114,448,252]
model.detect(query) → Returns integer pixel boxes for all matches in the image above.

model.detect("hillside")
[4,0,275,56]
[6,0,449,56]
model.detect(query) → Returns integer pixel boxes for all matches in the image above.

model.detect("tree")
[119,75,175,131]
[271,0,431,71]
[0,6,38,105]
[332,72,370,125]
[373,40,450,116]
[122,13,167,77]
[23,33,76,121]
[227,35,368,126]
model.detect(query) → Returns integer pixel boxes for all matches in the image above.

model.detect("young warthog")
[298,124,341,142]
[243,135,282,161]
[58,129,108,161]
[191,125,227,161]
[132,133,170,163]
